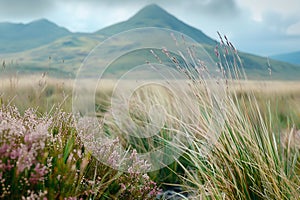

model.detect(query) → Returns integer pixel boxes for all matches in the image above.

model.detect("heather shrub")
[0,105,160,199]
[0,106,50,198]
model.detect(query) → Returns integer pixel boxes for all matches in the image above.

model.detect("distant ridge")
[0,4,299,79]
[271,51,300,65]
[96,4,216,45]
[0,19,71,53]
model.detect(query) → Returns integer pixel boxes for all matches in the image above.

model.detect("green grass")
[1,35,300,199]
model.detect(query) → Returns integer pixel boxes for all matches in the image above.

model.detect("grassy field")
[1,75,299,121]
[1,36,300,199]
[0,72,300,199]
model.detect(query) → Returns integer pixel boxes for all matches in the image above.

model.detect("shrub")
[0,105,160,199]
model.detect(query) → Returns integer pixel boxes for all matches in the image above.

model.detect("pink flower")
[10,148,20,159]
[120,183,126,190]
[29,163,48,184]
[0,144,9,156]
[142,174,150,180]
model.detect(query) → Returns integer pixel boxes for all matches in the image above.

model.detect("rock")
[156,186,188,200]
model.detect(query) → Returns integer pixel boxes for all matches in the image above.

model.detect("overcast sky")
[0,0,300,56]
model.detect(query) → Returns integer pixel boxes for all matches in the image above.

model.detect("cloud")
[0,0,299,55]
[0,0,56,18]
[196,0,239,17]
[0,0,239,19]
[236,0,300,20]
[287,22,300,35]
[253,12,298,37]
[0,0,239,31]
[158,0,240,20]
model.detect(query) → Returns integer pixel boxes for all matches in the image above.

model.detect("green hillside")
[0,19,71,53]
[96,4,216,45]
[271,51,300,65]
[238,51,300,80]
[0,4,299,80]
[1,34,105,78]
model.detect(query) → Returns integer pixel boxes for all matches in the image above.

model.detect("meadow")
[1,41,300,199]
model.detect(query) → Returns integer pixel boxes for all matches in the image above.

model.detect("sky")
[0,0,300,56]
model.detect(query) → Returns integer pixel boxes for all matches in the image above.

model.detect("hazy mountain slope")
[0,4,299,80]
[1,34,105,78]
[0,19,71,53]
[271,51,300,65]
[96,4,216,45]
[239,51,300,79]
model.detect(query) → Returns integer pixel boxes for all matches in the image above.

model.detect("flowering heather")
[0,105,160,199]
[0,106,50,198]
[76,117,160,199]
[116,150,161,200]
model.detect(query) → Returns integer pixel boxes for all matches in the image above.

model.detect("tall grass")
[175,90,300,199]
[167,35,300,199]
[1,34,300,199]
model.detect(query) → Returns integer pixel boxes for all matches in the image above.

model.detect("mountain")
[96,4,215,45]
[0,19,71,53]
[271,51,300,65]
[0,4,299,80]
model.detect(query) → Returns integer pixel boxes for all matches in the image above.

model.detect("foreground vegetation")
[1,38,300,199]
[0,104,161,199]
[1,78,299,199]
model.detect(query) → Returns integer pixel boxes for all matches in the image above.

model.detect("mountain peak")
[138,3,166,13]
[30,18,53,25]
[31,18,51,23]
[129,4,172,21]
[28,18,69,31]
[96,4,215,45]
